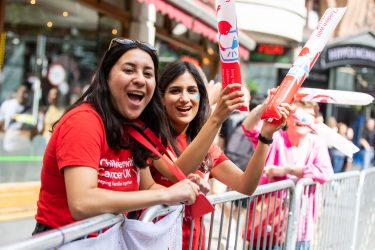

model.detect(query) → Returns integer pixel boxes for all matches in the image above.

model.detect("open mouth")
[176,106,192,112]
[128,91,145,102]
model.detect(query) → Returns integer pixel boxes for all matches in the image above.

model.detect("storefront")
[321,31,375,125]
[246,43,294,96]
[140,0,253,80]
[235,0,306,97]
[0,0,254,106]
[0,0,128,105]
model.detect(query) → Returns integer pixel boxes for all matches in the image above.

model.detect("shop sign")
[324,44,375,68]
[251,44,291,63]
[257,44,285,55]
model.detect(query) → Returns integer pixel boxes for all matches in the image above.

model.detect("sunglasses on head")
[108,38,157,52]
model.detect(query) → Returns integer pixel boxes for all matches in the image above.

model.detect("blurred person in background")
[345,126,355,171]
[359,118,375,169]
[315,112,324,124]
[346,127,354,142]
[42,87,65,143]
[0,82,37,153]
[329,122,352,173]
[242,99,333,250]
[326,116,338,131]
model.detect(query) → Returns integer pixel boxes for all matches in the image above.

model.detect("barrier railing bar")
[285,178,312,250]
[3,172,375,250]
[242,197,251,250]
[351,169,367,250]
[0,213,124,250]
[225,201,234,250]
[233,200,241,250]
[217,202,225,249]
[138,204,181,222]
[207,208,215,250]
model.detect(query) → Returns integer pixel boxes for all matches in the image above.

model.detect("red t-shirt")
[151,133,228,250]
[36,103,140,228]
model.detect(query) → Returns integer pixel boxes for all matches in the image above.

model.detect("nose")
[133,71,146,87]
[179,91,190,102]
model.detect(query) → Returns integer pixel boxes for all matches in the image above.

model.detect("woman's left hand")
[187,174,211,195]
[264,165,288,181]
[261,103,293,137]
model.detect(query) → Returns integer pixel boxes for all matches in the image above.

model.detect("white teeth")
[128,91,144,97]
[177,107,191,111]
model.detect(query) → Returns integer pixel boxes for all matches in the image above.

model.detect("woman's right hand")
[187,173,210,195]
[163,179,200,206]
[210,83,245,123]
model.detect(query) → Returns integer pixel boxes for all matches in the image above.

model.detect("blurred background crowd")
[0,0,373,180]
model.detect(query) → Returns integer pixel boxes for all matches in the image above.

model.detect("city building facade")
[0,0,373,141]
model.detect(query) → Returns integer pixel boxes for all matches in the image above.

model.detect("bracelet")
[258,133,273,145]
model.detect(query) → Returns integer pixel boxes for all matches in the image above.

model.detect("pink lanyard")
[126,124,214,219]
[126,126,185,181]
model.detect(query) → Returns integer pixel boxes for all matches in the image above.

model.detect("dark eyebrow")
[187,85,198,89]
[122,62,135,67]
[122,62,154,71]
[168,85,181,89]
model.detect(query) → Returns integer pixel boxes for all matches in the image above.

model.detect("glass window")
[2,0,122,105]
[0,0,124,180]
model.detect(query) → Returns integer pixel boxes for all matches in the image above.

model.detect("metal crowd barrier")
[203,180,294,250]
[1,170,375,250]
[353,168,375,250]
[0,214,125,250]
[312,171,361,250]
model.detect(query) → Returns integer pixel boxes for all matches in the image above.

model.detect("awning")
[322,31,375,68]
[137,0,253,60]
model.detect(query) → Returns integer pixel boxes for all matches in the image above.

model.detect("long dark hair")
[54,39,172,168]
[159,61,210,155]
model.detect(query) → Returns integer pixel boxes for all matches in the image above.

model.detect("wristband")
[258,133,273,145]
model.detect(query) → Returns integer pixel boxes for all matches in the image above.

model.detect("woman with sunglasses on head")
[151,60,292,250]
[33,38,213,235]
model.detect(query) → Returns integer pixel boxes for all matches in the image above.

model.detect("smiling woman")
[107,48,156,120]
[162,71,201,133]
[151,60,292,250]
[32,38,207,235]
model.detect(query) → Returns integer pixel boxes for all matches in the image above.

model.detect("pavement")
[0,218,36,246]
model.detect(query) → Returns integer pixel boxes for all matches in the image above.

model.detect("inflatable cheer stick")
[261,7,347,123]
[296,87,374,106]
[216,0,247,111]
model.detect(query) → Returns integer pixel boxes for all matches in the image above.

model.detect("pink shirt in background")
[242,121,333,241]
[242,122,333,185]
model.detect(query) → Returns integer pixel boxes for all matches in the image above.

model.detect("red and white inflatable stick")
[262,7,347,123]
[216,0,247,111]
[296,87,374,106]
